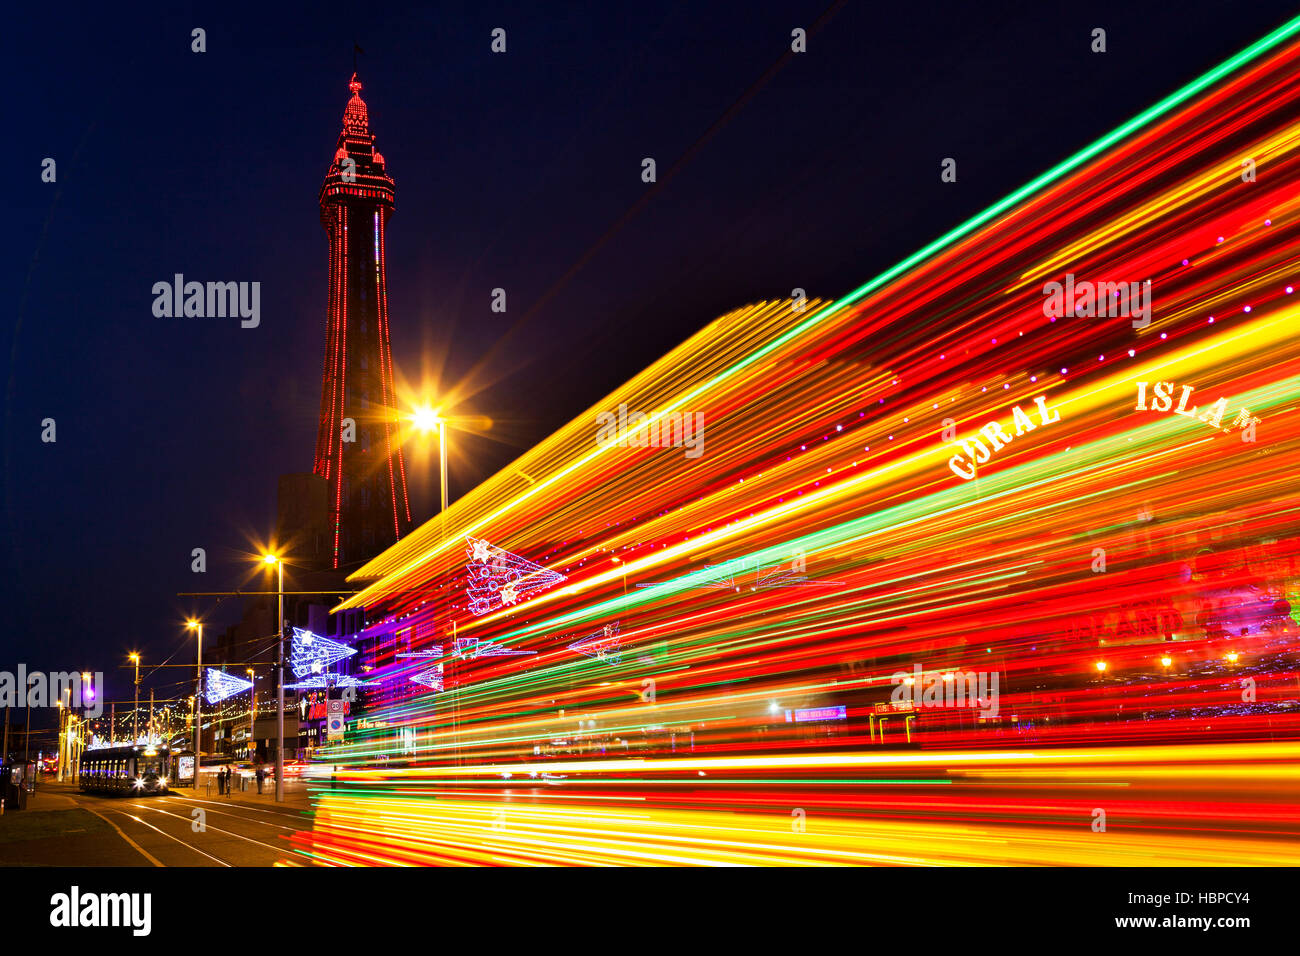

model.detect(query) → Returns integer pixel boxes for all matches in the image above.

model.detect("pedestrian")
[227,764,236,796]
[216,766,224,795]
[255,765,264,794]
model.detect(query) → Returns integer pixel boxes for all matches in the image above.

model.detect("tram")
[78,743,171,795]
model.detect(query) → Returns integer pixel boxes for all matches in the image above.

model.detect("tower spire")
[315,73,410,568]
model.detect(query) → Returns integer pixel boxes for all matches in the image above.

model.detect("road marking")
[157,798,303,831]
[169,793,312,821]
[131,803,315,861]
[112,811,231,866]
[82,806,164,867]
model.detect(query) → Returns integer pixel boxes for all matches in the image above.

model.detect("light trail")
[294,16,1300,866]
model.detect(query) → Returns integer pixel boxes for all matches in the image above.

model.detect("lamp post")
[56,696,65,781]
[411,406,454,763]
[411,407,449,537]
[77,674,93,777]
[263,554,285,802]
[246,669,256,761]
[66,715,76,784]
[129,653,141,744]
[187,620,203,789]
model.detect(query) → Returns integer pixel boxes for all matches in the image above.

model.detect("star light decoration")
[290,627,358,679]
[203,668,253,704]
[465,535,567,615]
[567,622,623,664]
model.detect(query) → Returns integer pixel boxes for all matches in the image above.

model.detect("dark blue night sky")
[5,0,1294,721]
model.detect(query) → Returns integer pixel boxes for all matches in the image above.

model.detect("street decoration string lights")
[203,668,254,705]
[464,535,567,614]
[285,674,380,690]
[567,623,623,663]
[451,637,536,659]
[409,666,445,691]
[290,627,358,679]
[398,645,446,691]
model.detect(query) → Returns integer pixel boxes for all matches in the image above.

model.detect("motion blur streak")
[292,18,1300,865]
[297,742,1299,866]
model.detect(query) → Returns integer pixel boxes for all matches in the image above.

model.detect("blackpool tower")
[314,72,412,568]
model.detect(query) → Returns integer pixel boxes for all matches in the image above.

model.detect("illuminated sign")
[1134,381,1259,436]
[785,705,847,723]
[947,395,1062,480]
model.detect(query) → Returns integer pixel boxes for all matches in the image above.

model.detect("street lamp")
[263,553,285,802]
[187,619,203,789]
[129,653,141,744]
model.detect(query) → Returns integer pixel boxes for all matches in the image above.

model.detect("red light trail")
[292,17,1300,865]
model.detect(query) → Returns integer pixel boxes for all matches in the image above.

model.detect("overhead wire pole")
[130,653,140,743]
[273,556,285,802]
[187,621,203,789]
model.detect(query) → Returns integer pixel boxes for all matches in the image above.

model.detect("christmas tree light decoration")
[410,665,444,691]
[290,627,358,678]
[285,673,379,690]
[465,535,567,615]
[567,622,622,663]
[204,668,253,704]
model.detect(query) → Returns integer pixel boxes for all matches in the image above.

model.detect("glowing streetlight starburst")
[411,406,443,433]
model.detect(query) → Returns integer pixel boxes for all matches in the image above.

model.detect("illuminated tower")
[315,73,412,568]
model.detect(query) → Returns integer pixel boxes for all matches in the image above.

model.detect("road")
[1,780,318,867]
